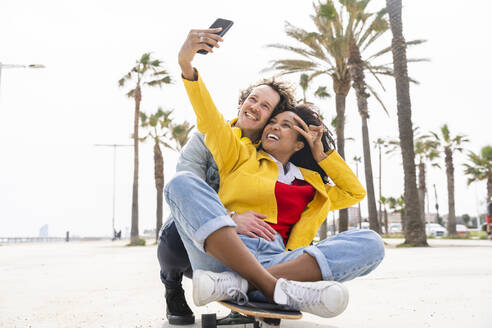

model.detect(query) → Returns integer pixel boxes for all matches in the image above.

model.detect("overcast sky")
[1,0,491,237]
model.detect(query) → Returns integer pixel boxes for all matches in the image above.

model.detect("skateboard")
[200,301,302,327]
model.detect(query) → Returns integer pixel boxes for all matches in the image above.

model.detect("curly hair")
[288,103,336,182]
[238,78,296,115]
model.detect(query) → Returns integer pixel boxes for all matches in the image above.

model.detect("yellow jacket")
[183,73,366,250]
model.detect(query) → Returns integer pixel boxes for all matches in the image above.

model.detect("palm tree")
[385,131,438,228]
[298,73,334,240]
[348,37,380,233]
[141,108,194,242]
[171,121,194,151]
[266,0,424,232]
[379,195,390,234]
[298,73,331,105]
[464,145,492,203]
[266,1,355,232]
[373,138,389,228]
[343,1,395,234]
[140,108,173,243]
[388,195,405,232]
[118,53,172,245]
[414,136,440,225]
[386,0,427,246]
[429,124,469,235]
[299,73,310,103]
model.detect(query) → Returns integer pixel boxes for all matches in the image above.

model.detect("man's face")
[236,85,280,137]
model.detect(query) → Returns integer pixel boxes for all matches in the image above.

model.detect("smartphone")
[197,18,234,55]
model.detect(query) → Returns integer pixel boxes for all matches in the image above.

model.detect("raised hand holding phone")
[197,18,234,54]
[178,19,234,80]
[178,28,222,80]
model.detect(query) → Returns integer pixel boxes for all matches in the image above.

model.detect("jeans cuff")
[303,245,333,281]
[194,215,237,252]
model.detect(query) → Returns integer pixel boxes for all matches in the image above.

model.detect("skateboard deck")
[200,301,302,327]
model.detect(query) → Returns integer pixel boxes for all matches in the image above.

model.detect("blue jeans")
[164,172,385,292]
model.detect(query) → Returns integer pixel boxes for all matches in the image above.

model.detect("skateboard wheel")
[201,313,217,328]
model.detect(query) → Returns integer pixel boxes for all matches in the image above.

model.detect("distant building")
[143,228,156,237]
[39,224,49,237]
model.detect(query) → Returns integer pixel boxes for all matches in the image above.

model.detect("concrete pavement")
[1,238,491,328]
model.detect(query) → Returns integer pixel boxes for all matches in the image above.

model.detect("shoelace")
[281,280,322,310]
[215,273,248,305]
[225,287,248,305]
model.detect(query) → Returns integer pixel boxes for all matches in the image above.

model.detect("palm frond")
[146,76,172,87]
[267,59,322,75]
[150,59,162,67]
[366,84,389,115]
[118,71,133,87]
[140,112,148,124]
[366,39,427,61]
[364,63,387,91]
[154,69,170,76]
[314,86,331,98]
[126,88,135,98]
[139,53,151,64]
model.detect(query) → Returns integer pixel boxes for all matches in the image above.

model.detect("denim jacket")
[175,131,220,191]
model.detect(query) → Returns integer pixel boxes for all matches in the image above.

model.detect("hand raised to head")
[292,116,328,163]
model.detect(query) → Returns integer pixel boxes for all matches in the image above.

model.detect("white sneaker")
[273,278,349,318]
[192,270,248,306]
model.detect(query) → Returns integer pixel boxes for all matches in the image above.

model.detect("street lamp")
[0,62,46,95]
[94,143,133,238]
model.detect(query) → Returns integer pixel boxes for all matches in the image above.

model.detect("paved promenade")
[1,238,491,328]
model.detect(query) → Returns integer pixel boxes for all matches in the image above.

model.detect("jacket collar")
[267,154,304,184]
[256,150,328,198]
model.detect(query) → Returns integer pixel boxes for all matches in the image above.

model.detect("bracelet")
[229,211,237,218]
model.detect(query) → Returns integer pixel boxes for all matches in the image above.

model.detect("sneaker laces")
[280,280,322,310]
[215,273,248,305]
[225,287,248,305]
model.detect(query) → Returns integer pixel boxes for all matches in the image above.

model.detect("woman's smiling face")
[261,111,305,162]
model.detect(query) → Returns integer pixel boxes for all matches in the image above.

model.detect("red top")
[268,179,315,244]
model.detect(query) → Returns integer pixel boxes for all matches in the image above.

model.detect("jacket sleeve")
[319,151,367,211]
[176,131,210,181]
[182,71,248,176]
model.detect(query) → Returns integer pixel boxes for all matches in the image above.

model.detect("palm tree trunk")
[348,39,380,233]
[356,162,362,228]
[386,0,427,246]
[332,73,351,232]
[445,147,457,235]
[154,142,164,242]
[384,208,389,235]
[378,145,383,229]
[130,85,141,245]
[361,115,380,233]
[487,174,492,203]
[417,162,426,225]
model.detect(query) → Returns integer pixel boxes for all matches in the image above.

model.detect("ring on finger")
[199,36,204,42]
